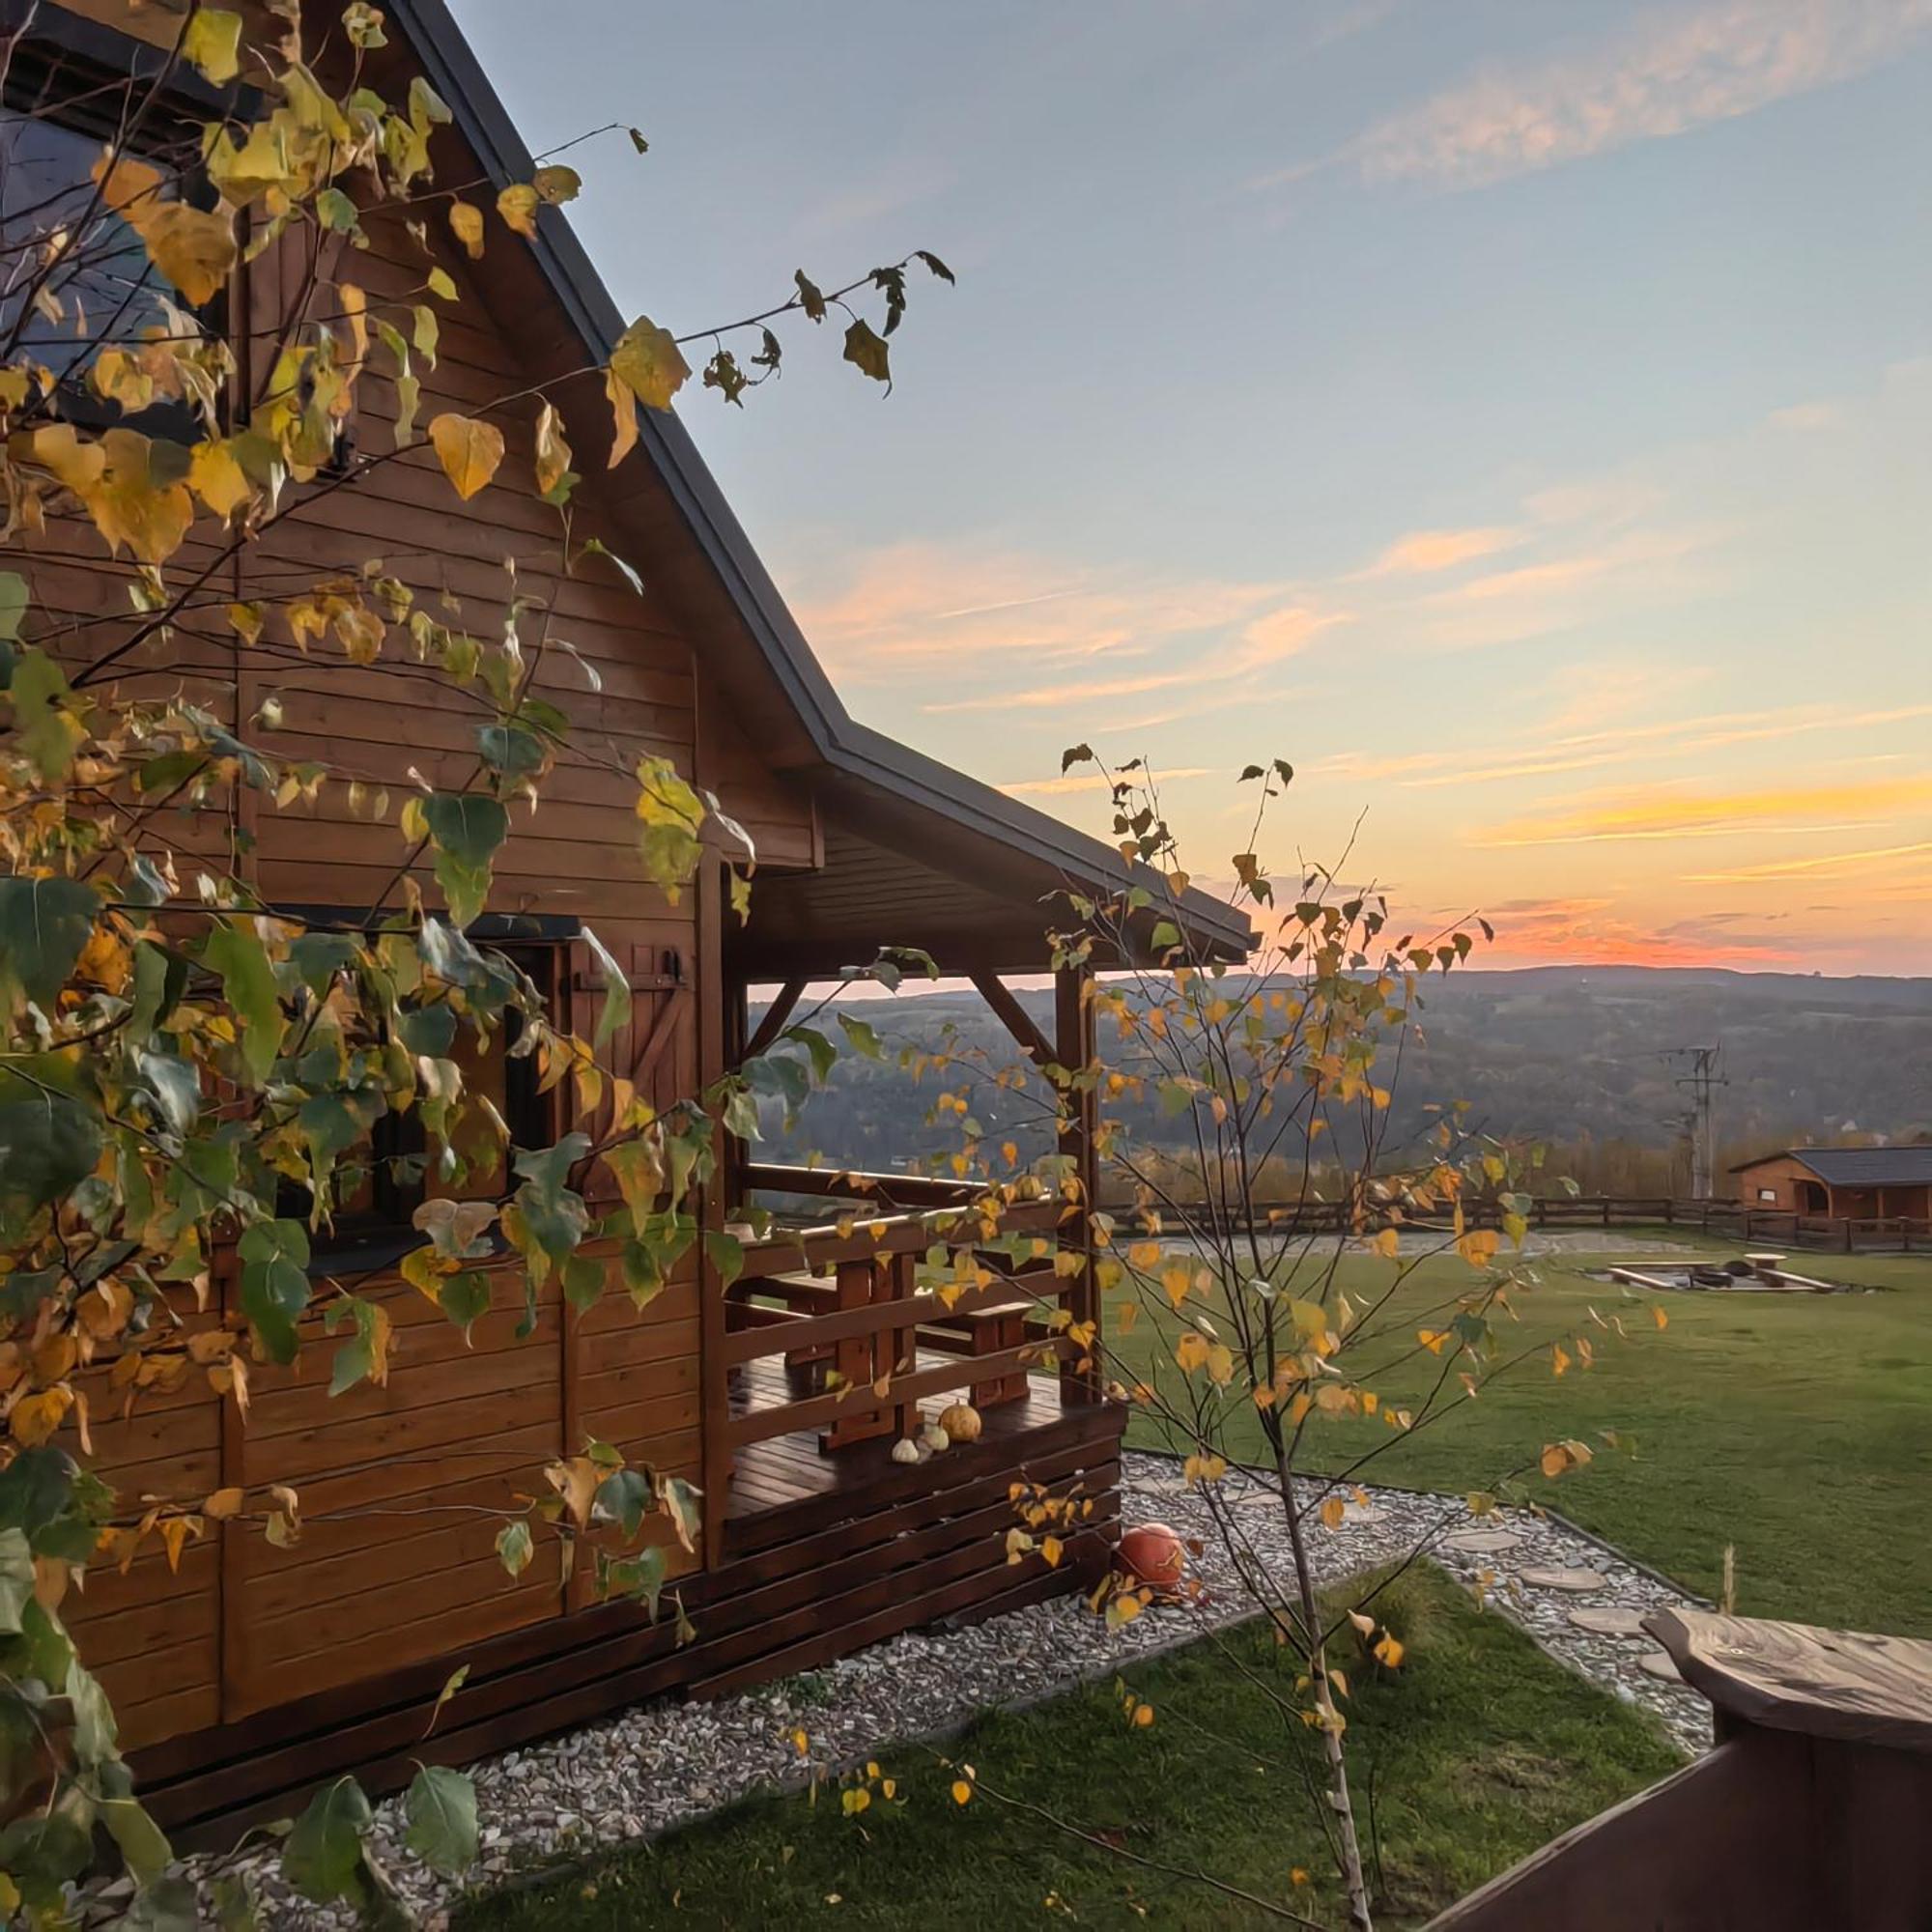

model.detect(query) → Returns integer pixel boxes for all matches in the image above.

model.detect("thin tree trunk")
[1275,1439,1375,1932]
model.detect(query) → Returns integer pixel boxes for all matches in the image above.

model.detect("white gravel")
[99,1451,1710,1927]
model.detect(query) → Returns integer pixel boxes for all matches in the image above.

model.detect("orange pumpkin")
[1117,1520,1186,1589]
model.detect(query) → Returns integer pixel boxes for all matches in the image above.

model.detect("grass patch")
[1113,1230,1932,1634]
[457,1566,1680,1931]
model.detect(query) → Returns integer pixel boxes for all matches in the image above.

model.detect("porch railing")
[711,1181,1073,1463]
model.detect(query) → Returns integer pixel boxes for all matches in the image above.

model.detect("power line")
[1661,1044,1726,1197]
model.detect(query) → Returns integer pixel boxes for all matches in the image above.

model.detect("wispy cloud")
[1263,0,1932,194]
[922,604,1343,713]
[1473,775,1932,848]
[791,543,1298,681]
[1683,838,1932,883]
[1316,698,1932,792]
[1368,526,1522,575]
[1000,766,1214,798]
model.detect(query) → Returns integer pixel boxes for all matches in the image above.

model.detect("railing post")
[1055,961,1099,1408]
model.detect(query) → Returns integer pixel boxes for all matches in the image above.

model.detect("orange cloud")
[1369,526,1521,575]
[1474,776,1932,848]
[1683,839,1932,884]
[923,604,1343,714]
[791,543,1294,680]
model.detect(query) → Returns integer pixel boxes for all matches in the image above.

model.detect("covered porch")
[694,759,1253,1562]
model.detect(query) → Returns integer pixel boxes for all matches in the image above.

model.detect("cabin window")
[1,46,222,439]
[295,943,562,1269]
[1757,1186,1776,1203]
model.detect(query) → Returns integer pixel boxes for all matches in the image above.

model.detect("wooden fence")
[1148,1193,1930,1253]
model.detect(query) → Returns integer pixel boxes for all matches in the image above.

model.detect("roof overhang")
[387,0,1257,975]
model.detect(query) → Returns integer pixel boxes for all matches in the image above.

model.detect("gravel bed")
[97,1450,1710,1927]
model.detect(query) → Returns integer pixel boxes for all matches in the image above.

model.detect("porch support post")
[1054,961,1100,1407]
[742,978,807,1063]
[969,970,1057,1074]
[696,854,731,1568]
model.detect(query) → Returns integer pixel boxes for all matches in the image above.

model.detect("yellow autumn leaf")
[139,202,238,307]
[533,401,572,497]
[202,1486,245,1520]
[1040,1534,1064,1568]
[1551,1342,1572,1378]
[1319,1495,1346,1531]
[188,438,251,518]
[448,199,485,258]
[11,1386,71,1446]
[1653,1303,1669,1329]
[428,412,504,499]
[609,314,690,412]
[532,163,582,203]
[1174,1332,1208,1374]
[497,183,540,237]
[1370,1227,1400,1260]
[1374,1634,1405,1668]
[1540,1442,1569,1480]
[840,1786,869,1815]
[951,1779,972,1805]
[606,366,639,468]
[183,9,243,83]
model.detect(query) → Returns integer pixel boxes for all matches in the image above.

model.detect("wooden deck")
[723,1356,1069,1534]
[136,1383,1123,1849]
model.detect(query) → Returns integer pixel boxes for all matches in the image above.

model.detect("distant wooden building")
[1730,1148,1932,1221]
[8,0,1254,1845]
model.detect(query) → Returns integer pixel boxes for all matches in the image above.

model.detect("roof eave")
[388,0,1257,969]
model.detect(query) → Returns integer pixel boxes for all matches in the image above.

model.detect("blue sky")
[454,0,1932,972]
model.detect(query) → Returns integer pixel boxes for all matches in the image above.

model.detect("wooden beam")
[969,970,1057,1073]
[742,979,807,1062]
[1055,963,1100,1408]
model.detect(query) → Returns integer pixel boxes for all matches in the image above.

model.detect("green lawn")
[457,1566,1682,1932]
[1116,1230,1932,1635]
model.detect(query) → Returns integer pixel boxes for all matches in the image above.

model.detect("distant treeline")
[761,966,1932,1186]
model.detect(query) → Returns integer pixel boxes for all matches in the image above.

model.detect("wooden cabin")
[5,0,1252,1841]
[1729,1147,1932,1222]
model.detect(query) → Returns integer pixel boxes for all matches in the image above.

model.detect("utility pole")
[1662,1045,1725,1198]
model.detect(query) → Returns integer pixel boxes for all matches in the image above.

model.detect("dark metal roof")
[386,0,1257,968]
[1731,1147,1932,1186]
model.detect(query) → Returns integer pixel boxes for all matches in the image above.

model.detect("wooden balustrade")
[709,1197,1074,1472]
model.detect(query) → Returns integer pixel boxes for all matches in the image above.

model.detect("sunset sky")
[456,0,1932,975]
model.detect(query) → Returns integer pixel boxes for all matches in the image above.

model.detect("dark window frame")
[0,7,249,441]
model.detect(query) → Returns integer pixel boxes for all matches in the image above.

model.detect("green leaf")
[238,1219,311,1365]
[8,648,87,783]
[595,1466,651,1539]
[0,1526,35,1634]
[100,1798,174,1895]
[0,874,97,1012]
[0,1058,102,1229]
[579,925,632,1050]
[0,570,25,641]
[842,318,891,387]
[703,1228,744,1288]
[423,792,509,929]
[496,1519,533,1578]
[838,1012,883,1061]
[404,1765,478,1876]
[282,1776,374,1905]
[203,919,283,1085]
[781,1023,837,1086]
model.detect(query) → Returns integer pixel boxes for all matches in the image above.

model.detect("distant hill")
[762,966,1932,1180]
